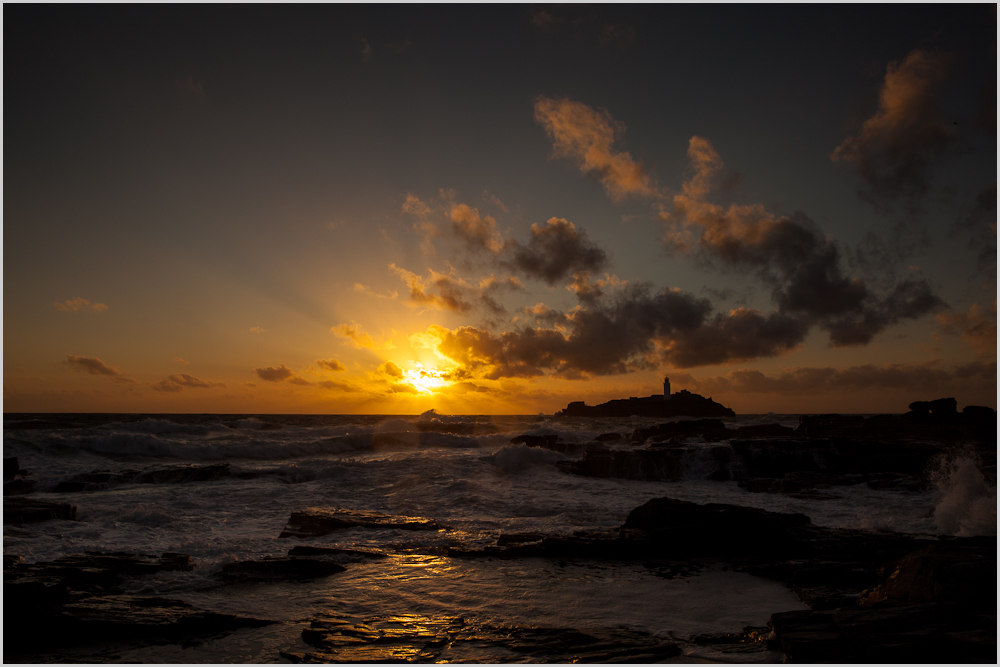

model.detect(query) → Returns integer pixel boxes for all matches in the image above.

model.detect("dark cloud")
[253,364,305,383]
[316,358,346,372]
[153,374,227,392]
[65,355,136,384]
[664,136,945,348]
[937,302,997,359]
[507,217,608,284]
[832,49,956,206]
[432,282,809,377]
[317,380,357,392]
[678,360,997,396]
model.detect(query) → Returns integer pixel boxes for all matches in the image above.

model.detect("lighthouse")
[663,376,671,400]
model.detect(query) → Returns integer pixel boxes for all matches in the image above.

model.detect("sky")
[4,5,996,415]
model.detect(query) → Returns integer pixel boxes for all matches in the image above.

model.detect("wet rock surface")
[4,496,78,524]
[3,551,270,659]
[279,508,442,539]
[280,613,683,664]
[288,545,389,560]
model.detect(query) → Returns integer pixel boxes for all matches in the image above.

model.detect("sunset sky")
[4,5,996,414]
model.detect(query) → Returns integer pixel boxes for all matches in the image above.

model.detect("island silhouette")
[559,376,735,418]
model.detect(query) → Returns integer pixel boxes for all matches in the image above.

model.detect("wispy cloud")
[153,374,227,392]
[534,95,659,201]
[332,322,376,348]
[172,357,190,365]
[54,297,107,312]
[937,301,997,359]
[65,355,136,384]
[250,326,265,334]
[316,358,347,372]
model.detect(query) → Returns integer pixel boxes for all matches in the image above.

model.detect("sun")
[403,363,449,393]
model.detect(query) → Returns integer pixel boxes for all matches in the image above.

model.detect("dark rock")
[4,457,19,480]
[510,434,558,447]
[279,508,441,539]
[4,497,77,524]
[4,478,35,495]
[732,423,795,437]
[630,419,730,444]
[795,414,866,437]
[5,594,271,655]
[219,556,346,580]
[769,603,996,663]
[595,432,623,442]
[562,442,736,481]
[858,537,996,611]
[908,397,958,416]
[287,545,388,560]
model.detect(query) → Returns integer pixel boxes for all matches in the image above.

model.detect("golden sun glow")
[403,363,450,393]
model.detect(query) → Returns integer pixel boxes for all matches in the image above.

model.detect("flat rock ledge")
[279,508,442,539]
[281,614,683,663]
[3,551,270,658]
[219,556,346,580]
[449,497,997,664]
[4,496,77,525]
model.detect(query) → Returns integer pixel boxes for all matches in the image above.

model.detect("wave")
[932,454,996,536]
[482,444,567,473]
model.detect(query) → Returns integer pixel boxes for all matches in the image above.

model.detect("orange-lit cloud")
[153,374,227,392]
[172,357,190,365]
[54,297,107,312]
[316,358,347,372]
[832,49,956,204]
[65,355,136,384]
[250,326,265,333]
[353,283,399,299]
[332,322,376,348]
[379,361,404,378]
[389,264,474,313]
[663,136,944,346]
[449,203,504,253]
[937,302,997,359]
[534,95,659,201]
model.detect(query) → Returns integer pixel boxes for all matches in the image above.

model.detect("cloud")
[507,217,609,284]
[389,264,474,313]
[379,361,404,378]
[332,322,376,348]
[663,136,944,346]
[317,380,358,392]
[250,326,265,333]
[482,189,509,213]
[598,23,636,50]
[172,357,190,365]
[253,364,304,383]
[567,272,625,305]
[529,8,562,30]
[54,297,107,312]
[425,281,810,378]
[401,193,432,218]
[448,203,504,253]
[353,283,399,300]
[832,49,956,205]
[153,374,227,393]
[534,96,659,201]
[359,38,372,61]
[316,358,347,372]
[937,302,997,359]
[65,355,136,384]
[677,360,997,396]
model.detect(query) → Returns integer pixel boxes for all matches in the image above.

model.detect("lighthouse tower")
[663,376,671,400]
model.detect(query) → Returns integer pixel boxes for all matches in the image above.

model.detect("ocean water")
[4,411,995,662]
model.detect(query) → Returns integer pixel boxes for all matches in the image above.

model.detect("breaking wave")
[932,454,996,536]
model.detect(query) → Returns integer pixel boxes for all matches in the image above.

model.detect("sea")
[3,411,996,663]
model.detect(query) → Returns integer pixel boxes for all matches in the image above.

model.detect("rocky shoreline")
[4,398,995,662]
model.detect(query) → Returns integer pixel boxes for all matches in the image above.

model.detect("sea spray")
[932,453,997,536]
